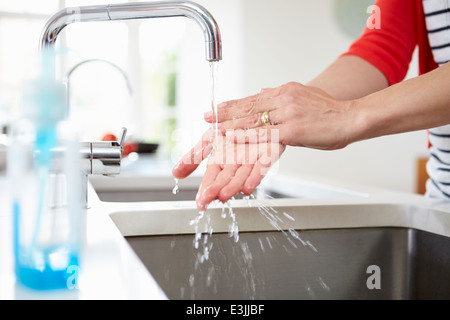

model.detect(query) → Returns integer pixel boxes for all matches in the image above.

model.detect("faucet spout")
[40,1,222,61]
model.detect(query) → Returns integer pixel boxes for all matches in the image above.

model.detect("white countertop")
[2,155,450,299]
[0,176,167,300]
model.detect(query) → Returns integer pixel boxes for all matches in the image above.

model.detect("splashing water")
[188,194,321,268]
[189,199,239,266]
[225,201,239,243]
[317,276,330,291]
[283,211,295,221]
[184,194,331,298]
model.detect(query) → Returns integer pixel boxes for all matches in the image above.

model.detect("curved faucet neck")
[40,1,222,62]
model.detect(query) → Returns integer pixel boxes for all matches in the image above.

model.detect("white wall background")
[0,0,429,193]
[175,0,429,193]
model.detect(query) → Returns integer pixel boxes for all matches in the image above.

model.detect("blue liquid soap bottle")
[8,50,84,290]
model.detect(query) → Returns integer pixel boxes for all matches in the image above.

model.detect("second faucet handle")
[117,127,127,150]
[81,126,128,176]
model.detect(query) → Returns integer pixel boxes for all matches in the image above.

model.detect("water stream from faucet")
[210,61,220,152]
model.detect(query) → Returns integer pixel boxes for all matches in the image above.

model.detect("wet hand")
[172,129,285,211]
[204,82,356,150]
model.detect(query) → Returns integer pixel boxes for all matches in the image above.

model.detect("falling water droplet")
[172,178,179,195]
[317,276,330,291]
[283,211,295,221]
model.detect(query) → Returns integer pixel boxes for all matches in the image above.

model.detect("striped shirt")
[343,0,450,199]
[423,0,450,198]
[423,0,450,66]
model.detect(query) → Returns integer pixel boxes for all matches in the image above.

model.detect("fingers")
[218,107,284,132]
[242,142,286,195]
[196,164,238,211]
[219,113,263,131]
[195,161,221,206]
[197,143,285,209]
[172,147,208,179]
[204,87,280,123]
[218,165,253,202]
[225,126,284,144]
[172,128,215,179]
[242,156,274,196]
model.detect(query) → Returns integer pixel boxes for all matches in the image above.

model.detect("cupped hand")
[172,128,285,211]
[204,82,357,150]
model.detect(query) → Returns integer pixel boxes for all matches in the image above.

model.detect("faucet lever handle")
[118,127,127,147]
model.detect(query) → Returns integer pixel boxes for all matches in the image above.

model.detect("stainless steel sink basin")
[125,227,450,300]
[97,158,450,300]
[107,202,450,300]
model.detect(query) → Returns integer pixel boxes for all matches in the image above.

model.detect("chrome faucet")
[40,1,222,61]
[63,58,132,177]
[62,59,132,206]
[40,1,222,206]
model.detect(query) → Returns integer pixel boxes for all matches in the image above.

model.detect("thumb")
[172,128,215,179]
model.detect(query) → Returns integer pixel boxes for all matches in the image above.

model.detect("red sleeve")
[342,0,417,85]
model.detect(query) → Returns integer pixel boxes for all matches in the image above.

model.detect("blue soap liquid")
[13,202,80,290]
[15,252,79,290]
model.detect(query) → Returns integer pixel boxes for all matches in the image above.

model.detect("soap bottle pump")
[8,50,84,290]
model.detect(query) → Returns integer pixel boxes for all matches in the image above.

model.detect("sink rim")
[107,201,450,241]
[87,174,450,241]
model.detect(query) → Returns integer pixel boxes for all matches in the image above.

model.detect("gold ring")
[261,111,270,126]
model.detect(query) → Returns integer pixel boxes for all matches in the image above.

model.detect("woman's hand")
[172,129,285,211]
[173,81,359,210]
[204,82,358,150]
